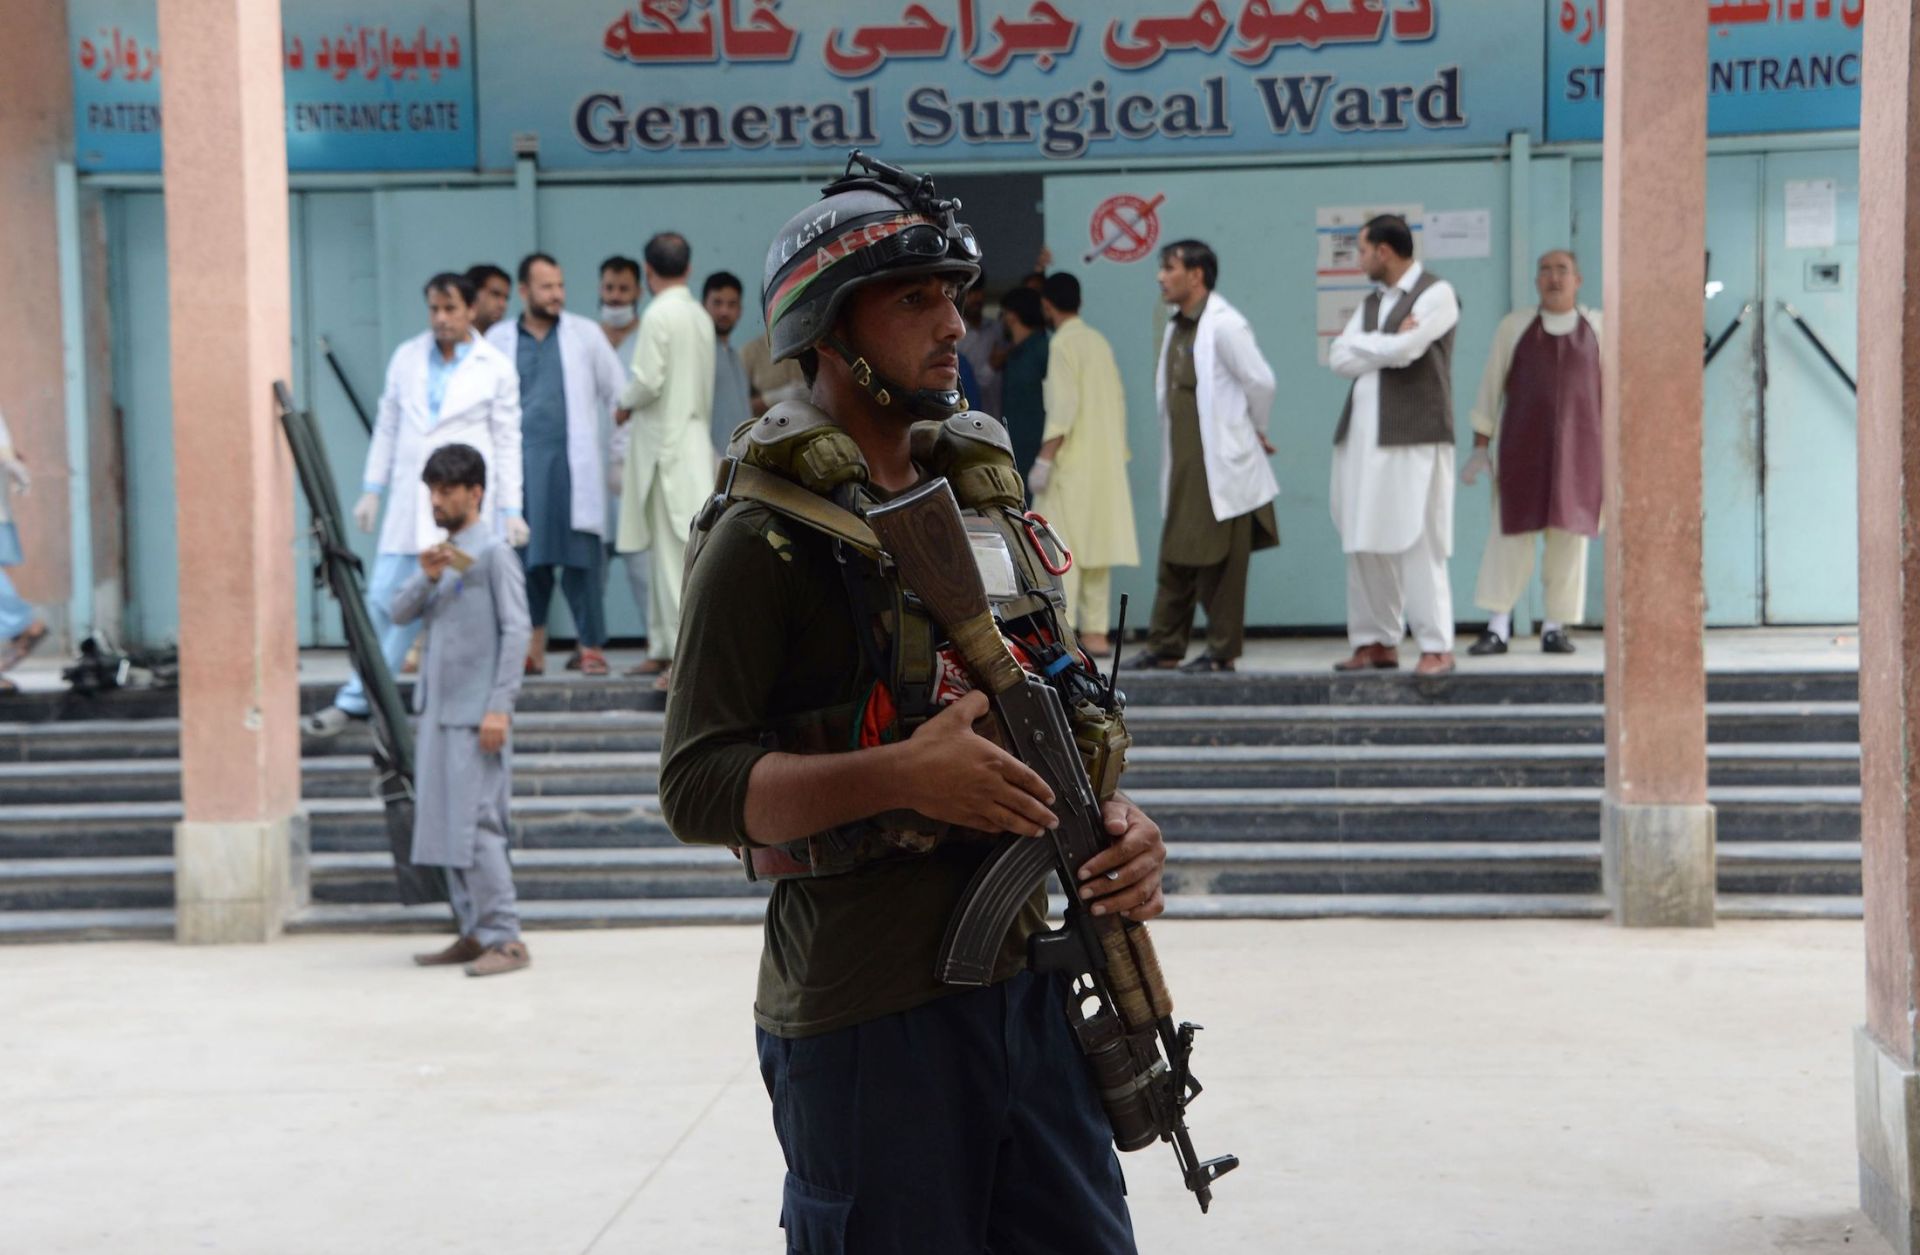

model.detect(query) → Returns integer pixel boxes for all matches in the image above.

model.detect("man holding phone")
[393,444,533,978]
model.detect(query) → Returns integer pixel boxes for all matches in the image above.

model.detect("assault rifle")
[866,478,1238,1213]
[274,381,445,906]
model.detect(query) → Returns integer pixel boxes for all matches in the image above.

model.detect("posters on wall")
[70,0,477,171]
[1784,178,1839,249]
[1547,0,1864,141]
[1314,202,1422,365]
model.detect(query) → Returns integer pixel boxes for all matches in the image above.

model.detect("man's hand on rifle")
[1075,796,1167,922]
[895,690,1059,838]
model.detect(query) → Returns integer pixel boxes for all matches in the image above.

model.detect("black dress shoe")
[1541,629,1576,655]
[1467,630,1508,656]
[1123,651,1182,671]
[1178,654,1235,673]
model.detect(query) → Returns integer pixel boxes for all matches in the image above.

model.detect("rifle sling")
[724,462,883,560]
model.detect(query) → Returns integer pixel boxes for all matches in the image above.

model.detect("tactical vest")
[684,401,1120,882]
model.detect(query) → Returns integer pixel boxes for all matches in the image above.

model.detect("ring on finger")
[1105,870,1120,880]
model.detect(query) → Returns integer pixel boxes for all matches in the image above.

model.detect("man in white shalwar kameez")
[1328,214,1462,677]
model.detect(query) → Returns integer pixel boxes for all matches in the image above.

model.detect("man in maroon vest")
[1460,249,1603,656]
[1328,214,1463,677]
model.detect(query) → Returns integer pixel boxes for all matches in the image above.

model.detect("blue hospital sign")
[1547,0,1863,140]
[474,0,1547,169]
[69,0,478,172]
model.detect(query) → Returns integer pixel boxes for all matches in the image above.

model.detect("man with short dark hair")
[397,442,533,977]
[958,273,1004,416]
[1129,239,1279,673]
[1328,214,1462,677]
[465,263,512,335]
[599,254,648,628]
[598,255,643,354]
[308,272,523,737]
[662,158,1164,1254]
[703,270,752,452]
[997,286,1049,477]
[615,232,715,688]
[486,253,627,677]
[1031,272,1138,655]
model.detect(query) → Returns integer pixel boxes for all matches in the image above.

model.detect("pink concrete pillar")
[0,2,76,640]
[158,0,304,943]
[1852,4,1920,1249]
[1598,0,1714,927]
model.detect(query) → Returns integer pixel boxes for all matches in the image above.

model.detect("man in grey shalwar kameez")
[396,444,534,977]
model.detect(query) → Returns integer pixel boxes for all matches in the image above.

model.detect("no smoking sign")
[1085,193,1166,265]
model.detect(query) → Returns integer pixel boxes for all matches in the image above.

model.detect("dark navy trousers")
[755,969,1138,1255]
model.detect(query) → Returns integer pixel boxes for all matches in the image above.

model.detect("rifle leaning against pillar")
[866,477,1238,1214]
[273,381,445,906]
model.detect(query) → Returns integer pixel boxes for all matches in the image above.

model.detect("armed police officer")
[658,155,1170,1254]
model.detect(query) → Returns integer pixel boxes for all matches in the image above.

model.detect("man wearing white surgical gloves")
[1461,249,1602,656]
[1328,214,1462,678]
[306,273,524,736]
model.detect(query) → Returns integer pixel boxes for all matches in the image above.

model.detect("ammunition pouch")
[692,401,1127,882]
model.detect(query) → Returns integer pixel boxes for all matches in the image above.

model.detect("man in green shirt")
[658,157,1165,1254]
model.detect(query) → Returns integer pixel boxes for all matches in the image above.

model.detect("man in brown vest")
[1462,249,1603,656]
[1328,214,1462,677]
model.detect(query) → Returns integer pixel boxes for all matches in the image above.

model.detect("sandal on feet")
[1,621,47,670]
[578,649,610,676]
[0,676,16,695]
[625,659,670,678]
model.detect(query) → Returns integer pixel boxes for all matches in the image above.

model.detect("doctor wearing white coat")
[487,253,628,676]
[1130,239,1281,674]
[308,271,525,735]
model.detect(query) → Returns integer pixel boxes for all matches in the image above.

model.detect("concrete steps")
[0,741,1861,804]
[0,666,1864,941]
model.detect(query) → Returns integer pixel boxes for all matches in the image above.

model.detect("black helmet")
[763,151,983,419]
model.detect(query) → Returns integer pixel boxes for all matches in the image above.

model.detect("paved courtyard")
[0,917,1887,1254]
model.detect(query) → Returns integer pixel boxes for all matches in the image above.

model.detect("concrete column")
[1853,4,1920,1249]
[0,1,77,646]
[158,0,305,944]
[1597,0,1714,927]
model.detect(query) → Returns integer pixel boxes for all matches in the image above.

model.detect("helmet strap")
[821,332,967,422]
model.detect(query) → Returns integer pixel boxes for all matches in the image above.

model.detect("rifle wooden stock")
[866,480,1025,697]
[867,475,1234,1212]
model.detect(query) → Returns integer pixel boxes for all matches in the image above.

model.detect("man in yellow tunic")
[1029,273,1139,657]
[614,232,716,690]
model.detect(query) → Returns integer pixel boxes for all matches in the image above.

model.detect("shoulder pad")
[913,411,1023,511]
[744,401,869,495]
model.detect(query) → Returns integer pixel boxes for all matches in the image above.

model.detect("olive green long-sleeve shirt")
[659,500,1040,1038]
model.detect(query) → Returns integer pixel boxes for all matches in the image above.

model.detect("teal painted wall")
[1044,158,1520,631]
[103,141,1864,647]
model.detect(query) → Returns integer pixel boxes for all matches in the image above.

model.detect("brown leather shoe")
[1414,651,1457,677]
[464,940,531,978]
[1334,643,1399,672]
[413,935,483,967]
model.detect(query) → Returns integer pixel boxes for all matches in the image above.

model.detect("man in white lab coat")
[0,409,45,691]
[488,253,627,676]
[1128,240,1280,674]
[1327,214,1462,678]
[306,272,525,736]
[614,232,715,690]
